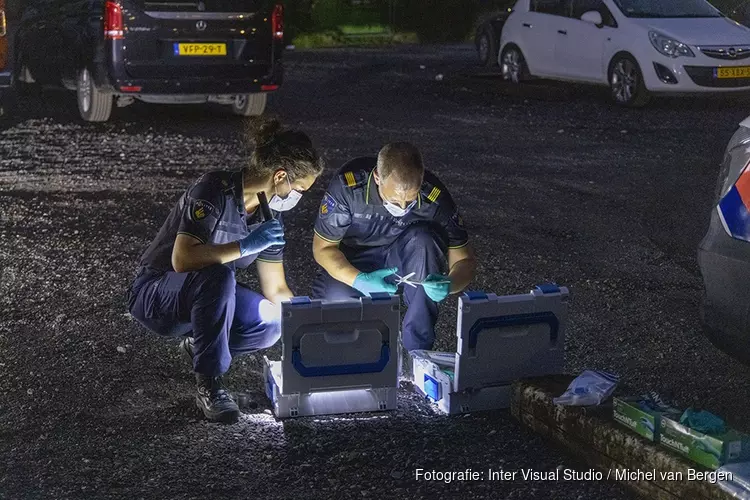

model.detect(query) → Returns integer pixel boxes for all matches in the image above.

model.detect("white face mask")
[268,176,302,212]
[383,199,415,218]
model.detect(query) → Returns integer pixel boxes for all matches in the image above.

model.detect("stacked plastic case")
[410,284,569,414]
[264,293,401,418]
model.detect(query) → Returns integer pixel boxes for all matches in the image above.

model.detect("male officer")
[128,120,324,423]
[311,142,476,352]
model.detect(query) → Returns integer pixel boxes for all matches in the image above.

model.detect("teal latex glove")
[238,220,285,257]
[352,267,398,296]
[680,408,727,435]
[422,273,452,303]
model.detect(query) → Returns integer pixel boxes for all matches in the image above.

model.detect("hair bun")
[253,117,283,147]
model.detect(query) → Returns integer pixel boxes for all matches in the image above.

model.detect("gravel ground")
[1,43,749,500]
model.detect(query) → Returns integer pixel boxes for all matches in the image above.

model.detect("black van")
[0,0,15,115]
[13,0,284,122]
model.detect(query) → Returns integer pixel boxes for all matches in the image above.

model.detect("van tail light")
[104,1,124,40]
[271,4,283,41]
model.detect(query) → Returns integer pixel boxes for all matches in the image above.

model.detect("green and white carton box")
[659,416,750,470]
[613,396,681,442]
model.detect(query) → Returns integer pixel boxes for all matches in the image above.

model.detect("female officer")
[127,118,324,423]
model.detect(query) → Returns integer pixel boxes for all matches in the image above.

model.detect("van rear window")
[139,1,263,12]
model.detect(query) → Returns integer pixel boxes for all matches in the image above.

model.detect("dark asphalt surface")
[1,43,749,500]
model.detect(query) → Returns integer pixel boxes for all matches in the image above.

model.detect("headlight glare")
[649,31,695,58]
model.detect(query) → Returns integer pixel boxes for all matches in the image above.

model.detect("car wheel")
[477,27,497,67]
[608,55,650,108]
[500,45,528,84]
[14,53,38,96]
[76,68,113,122]
[231,93,267,116]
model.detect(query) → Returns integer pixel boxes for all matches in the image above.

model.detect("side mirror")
[581,10,603,26]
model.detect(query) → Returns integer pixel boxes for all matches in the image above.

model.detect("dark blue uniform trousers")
[311,224,448,351]
[128,264,280,377]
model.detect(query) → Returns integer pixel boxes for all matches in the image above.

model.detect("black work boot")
[195,374,240,423]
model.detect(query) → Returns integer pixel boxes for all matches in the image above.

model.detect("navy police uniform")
[312,157,469,351]
[127,170,283,377]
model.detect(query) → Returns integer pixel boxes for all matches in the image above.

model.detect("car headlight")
[649,31,695,58]
[713,153,732,205]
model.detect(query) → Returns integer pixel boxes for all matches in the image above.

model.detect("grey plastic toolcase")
[411,284,568,414]
[264,293,401,418]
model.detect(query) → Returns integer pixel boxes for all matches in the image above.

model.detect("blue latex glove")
[422,273,452,303]
[352,267,398,296]
[238,220,285,257]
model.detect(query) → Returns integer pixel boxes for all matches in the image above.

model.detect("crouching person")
[127,119,324,423]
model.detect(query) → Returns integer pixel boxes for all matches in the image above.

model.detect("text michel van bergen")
[415,468,733,484]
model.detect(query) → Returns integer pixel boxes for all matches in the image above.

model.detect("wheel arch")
[607,50,651,107]
[607,50,641,78]
[499,41,524,64]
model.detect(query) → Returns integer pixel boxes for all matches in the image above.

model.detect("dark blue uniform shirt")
[137,170,284,273]
[314,157,468,252]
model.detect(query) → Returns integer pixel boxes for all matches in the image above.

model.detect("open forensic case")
[264,293,401,418]
[410,284,569,414]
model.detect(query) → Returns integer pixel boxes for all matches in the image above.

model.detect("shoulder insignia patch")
[192,199,215,221]
[320,192,336,218]
[426,186,441,202]
[344,171,357,187]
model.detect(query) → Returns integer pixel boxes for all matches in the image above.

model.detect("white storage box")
[264,293,401,418]
[411,284,568,414]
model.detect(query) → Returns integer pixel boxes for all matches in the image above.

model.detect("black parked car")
[0,0,15,115]
[474,3,513,67]
[14,0,284,122]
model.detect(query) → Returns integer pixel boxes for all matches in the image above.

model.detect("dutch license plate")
[716,66,750,79]
[174,43,227,56]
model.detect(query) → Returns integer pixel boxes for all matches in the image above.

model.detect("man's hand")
[352,267,398,296]
[238,220,284,257]
[422,273,452,303]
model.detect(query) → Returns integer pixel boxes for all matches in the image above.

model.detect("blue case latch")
[535,283,560,294]
[290,296,312,305]
[423,374,442,402]
[368,292,392,301]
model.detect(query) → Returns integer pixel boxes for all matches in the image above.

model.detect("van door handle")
[522,23,532,28]
[557,29,567,35]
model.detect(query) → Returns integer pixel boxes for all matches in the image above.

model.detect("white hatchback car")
[498,0,750,106]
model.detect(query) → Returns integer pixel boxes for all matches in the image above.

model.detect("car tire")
[477,26,497,67]
[500,45,529,84]
[231,93,267,116]
[608,54,650,108]
[76,68,113,122]
[14,53,39,97]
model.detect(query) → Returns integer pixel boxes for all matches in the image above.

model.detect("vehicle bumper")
[0,71,11,88]
[94,61,283,96]
[642,53,750,94]
[698,214,750,361]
